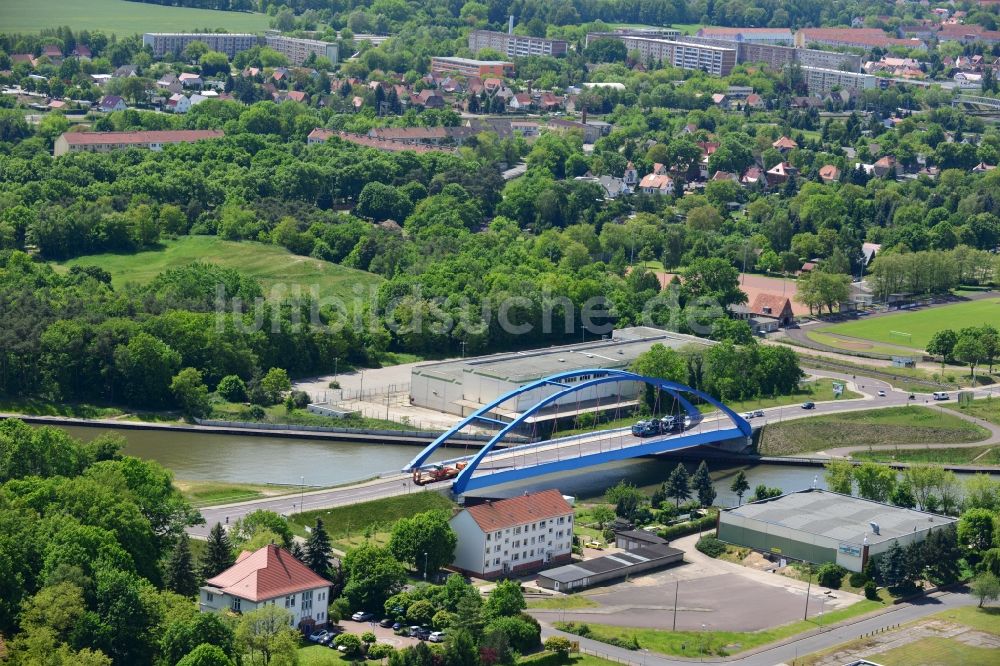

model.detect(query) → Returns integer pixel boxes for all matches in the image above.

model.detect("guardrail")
[193,418,532,443]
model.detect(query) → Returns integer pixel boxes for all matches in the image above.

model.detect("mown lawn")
[520,652,630,666]
[287,492,455,548]
[820,299,1000,351]
[174,479,292,507]
[555,599,885,657]
[58,236,382,303]
[527,595,600,610]
[4,0,271,33]
[298,643,352,666]
[853,445,1000,465]
[758,405,990,455]
[946,396,1000,427]
[805,330,922,357]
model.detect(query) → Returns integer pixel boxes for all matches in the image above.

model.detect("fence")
[193,418,440,438]
[311,382,411,405]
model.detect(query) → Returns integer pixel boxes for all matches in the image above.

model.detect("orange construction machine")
[412,462,468,486]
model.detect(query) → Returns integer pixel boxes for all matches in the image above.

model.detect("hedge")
[657,512,717,541]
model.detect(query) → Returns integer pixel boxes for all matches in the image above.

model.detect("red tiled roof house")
[449,489,574,578]
[201,544,332,628]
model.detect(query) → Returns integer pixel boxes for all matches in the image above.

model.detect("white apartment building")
[801,66,877,94]
[468,30,568,58]
[142,33,258,58]
[265,33,339,66]
[616,36,736,76]
[200,544,332,629]
[450,490,575,578]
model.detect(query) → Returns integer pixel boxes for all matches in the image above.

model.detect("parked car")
[801,402,815,410]
[309,630,332,643]
[379,618,395,628]
[584,540,604,550]
[408,626,423,637]
[415,628,432,641]
[429,631,447,643]
[392,622,404,632]
[351,611,374,622]
[741,412,754,420]
[877,390,886,397]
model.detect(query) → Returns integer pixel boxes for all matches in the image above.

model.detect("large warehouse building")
[717,489,957,572]
[410,327,712,420]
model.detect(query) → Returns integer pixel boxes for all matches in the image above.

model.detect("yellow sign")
[770,547,782,554]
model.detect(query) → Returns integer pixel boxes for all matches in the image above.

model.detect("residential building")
[696,27,794,45]
[819,164,841,183]
[717,488,957,572]
[54,129,224,157]
[609,36,737,76]
[165,93,191,113]
[772,136,798,152]
[765,161,798,186]
[547,117,611,144]
[200,544,331,628]
[681,37,862,73]
[265,33,339,66]
[98,95,127,112]
[449,490,575,578]
[954,72,983,89]
[142,33,258,59]
[429,56,514,78]
[639,173,675,195]
[801,66,877,94]
[468,30,568,58]
[584,28,680,47]
[794,28,925,51]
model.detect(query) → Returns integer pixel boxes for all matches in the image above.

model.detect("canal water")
[47,423,980,502]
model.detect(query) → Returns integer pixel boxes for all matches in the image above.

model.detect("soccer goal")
[889,330,912,345]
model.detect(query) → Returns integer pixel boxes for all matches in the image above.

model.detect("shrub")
[658,512,717,541]
[543,636,572,656]
[328,380,341,389]
[237,405,266,421]
[361,631,377,644]
[335,633,363,657]
[366,643,395,660]
[848,572,868,588]
[864,581,879,600]
[695,536,727,558]
[817,563,846,589]
[216,374,247,402]
[291,390,311,408]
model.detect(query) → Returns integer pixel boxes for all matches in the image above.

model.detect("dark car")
[801,402,815,410]
[379,618,394,628]
[392,622,404,632]
[631,420,660,437]
[415,628,432,641]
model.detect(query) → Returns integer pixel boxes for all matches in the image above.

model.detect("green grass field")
[520,653,628,666]
[526,595,600,610]
[758,405,991,455]
[853,444,1000,465]
[946,396,1000,426]
[820,299,1000,351]
[805,330,922,357]
[287,492,454,550]
[298,643,351,666]
[58,236,382,302]
[3,0,271,34]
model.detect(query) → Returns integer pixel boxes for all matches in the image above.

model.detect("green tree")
[444,628,479,666]
[177,644,236,666]
[260,367,291,405]
[162,613,237,666]
[629,343,687,410]
[692,461,716,508]
[388,510,457,576]
[903,465,945,511]
[926,329,958,367]
[954,333,985,380]
[199,51,230,76]
[544,636,573,657]
[201,523,235,579]
[825,460,855,495]
[605,481,645,519]
[922,525,962,584]
[730,470,750,506]
[483,614,540,653]
[334,633,363,657]
[305,518,333,578]
[965,474,1000,512]
[879,539,908,588]
[751,484,782,502]
[230,510,293,550]
[113,332,181,408]
[171,367,212,418]
[216,375,247,402]
[958,508,998,552]
[165,533,199,597]
[18,582,87,638]
[235,605,299,665]
[665,463,691,508]
[343,543,407,612]
[853,462,896,503]
[971,571,1000,608]
[483,579,526,620]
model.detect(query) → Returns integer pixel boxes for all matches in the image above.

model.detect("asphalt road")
[538,588,976,666]
[189,372,998,538]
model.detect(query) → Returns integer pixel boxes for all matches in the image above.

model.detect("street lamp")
[423,552,428,580]
[300,476,305,515]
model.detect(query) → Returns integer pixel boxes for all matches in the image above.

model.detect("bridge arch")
[405,368,751,495]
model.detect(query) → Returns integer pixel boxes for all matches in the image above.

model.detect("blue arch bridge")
[404,369,753,496]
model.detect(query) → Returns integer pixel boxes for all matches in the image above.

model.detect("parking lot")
[529,533,863,633]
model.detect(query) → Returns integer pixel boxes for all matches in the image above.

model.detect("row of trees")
[824,460,970,514]
[926,325,999,378]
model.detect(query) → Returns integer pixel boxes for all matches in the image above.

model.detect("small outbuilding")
[614,529,667,550]
[536,544,683,592]
[717,489,957,572]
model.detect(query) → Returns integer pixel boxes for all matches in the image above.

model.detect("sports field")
[3,0,271,34]
[56,236,382,302]
[819,298,1000,351]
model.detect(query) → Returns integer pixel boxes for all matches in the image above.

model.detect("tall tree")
[388,510,458,576]
[730,470,750,506]
[483,579,526,620]
[926,329,957,368]
[879,540,908,588]
[691,461,716,508]
[201,523,235,579]
[305,518,332,578]
[824,460,855,495]
[954,333,985,381]
[853,462,896,503]
[165,533,199,597]
[665,463,691,508]
[958,508,998,553]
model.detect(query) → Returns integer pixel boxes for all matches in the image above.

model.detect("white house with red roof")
[449,489,574,578]
[200,544,332,629]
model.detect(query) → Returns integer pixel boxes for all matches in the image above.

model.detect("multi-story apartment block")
[801,66,877,93]
[200,545,332,629]
[429,56,514,78]
[584,28,680,47]
[142,33,258,58]
[53,130,224,157]
[468,30,567,58]
[682,36,862,73]
[264,32,339,66]
[696,27,794,45]
[794,28,925,51]
[614,36,737,76]
[450,490,574,578]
